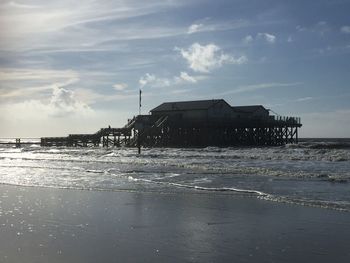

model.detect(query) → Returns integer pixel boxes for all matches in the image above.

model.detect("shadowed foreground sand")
[0,185,349,262]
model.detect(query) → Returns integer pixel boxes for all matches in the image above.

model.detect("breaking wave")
[0,139,349,212]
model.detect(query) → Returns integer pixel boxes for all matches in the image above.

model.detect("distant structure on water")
[40,99,302,148]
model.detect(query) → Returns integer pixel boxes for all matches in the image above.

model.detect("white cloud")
[341,26,350,34]
[242,33,277,44]
[48,86,93,117]
[0,0,191,51]
[243,35,253,44]
[239,82,301,92]
[139,72,202,88]
[315,21,330,36]
[187,23,203,34]
[0,68,80,100]
[0,85,93,135]
[0,1,185,34]
[177,72,197,83]
[1,1,41,9]
[0,101,130,137]
[177,43,247,73]
[296,97,313,102]
[296,22,330,36]
[317,46,332,54]
[0,68,78,81]
[186,19,249,35]
[287,36,293,42]
[113,83,128,91]
[139,73,171,88]
[317,21,327,26]
[296,25,306,32]
[218,82,302,96]
[257,33,276,44]
[0,95,136,137]
[0,2,249,54]
[0,79,78,100]
[1,76,92,118]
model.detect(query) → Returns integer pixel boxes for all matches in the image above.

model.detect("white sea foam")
[0,142,349,211]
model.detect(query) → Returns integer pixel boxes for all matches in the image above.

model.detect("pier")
[0,138,41,148]
[38,99,302,148]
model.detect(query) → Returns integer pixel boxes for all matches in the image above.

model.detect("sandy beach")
[0,184,349,262]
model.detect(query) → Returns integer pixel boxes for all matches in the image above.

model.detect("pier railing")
[270,115,301,125]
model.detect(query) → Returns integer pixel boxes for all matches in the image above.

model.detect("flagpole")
[139,89,142,115]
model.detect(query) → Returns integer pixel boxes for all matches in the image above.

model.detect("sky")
[0,0,349,137]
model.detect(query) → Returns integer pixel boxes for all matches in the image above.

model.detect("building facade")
[150,99,269,121]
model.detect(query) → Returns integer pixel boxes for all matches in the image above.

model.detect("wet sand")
[0,184,350,262]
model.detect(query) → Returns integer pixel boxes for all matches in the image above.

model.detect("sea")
[0,138,349,211]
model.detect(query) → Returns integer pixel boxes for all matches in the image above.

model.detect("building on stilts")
[40,99,301,148]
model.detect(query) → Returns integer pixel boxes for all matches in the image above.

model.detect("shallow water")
[0,139,349,211]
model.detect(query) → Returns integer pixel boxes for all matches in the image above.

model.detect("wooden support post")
[137,130,141,154]
[137,140,141,154]
[15,138,21,148]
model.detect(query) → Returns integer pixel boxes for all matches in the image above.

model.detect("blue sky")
[0,0,349,137]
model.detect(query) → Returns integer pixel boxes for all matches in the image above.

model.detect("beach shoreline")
[1,184,350,262]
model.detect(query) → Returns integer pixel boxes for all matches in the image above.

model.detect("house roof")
[151,99,227,112]
[232,105,267,113]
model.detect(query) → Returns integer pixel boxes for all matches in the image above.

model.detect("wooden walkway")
[0,138,40,147]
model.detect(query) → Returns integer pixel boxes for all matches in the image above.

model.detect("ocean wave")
[0,164,108,175]
[0,169,349,212]
[1,153,349,181]
[97,175,350,211]
[128,177,350,211]
[260,195,350,212]
[2,144,350,163]
[1,143,350,212]
[287,141,350,149]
